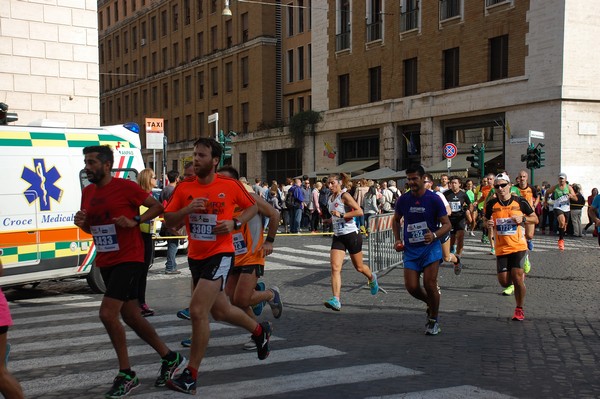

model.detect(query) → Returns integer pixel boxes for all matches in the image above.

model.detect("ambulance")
[0,122,145,293]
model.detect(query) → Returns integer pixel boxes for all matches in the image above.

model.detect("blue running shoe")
[180,337,191,348]
[369,273,379,295]
[324,297,341,311]
[267,286,283,319]
[252,282,266,317]
[176,308,191,320]
[527,240,534,251]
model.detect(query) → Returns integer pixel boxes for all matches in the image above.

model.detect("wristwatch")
[133,215,141,225]
[233,218,242,230]
[432,231,438,240]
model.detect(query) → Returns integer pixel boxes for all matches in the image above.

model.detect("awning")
[302,159,378,179]
[352,167,399,181]
[425,151,502,178]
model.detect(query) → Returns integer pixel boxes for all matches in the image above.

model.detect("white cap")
[494,172,510,183]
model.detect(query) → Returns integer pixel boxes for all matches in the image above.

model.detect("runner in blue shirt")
[392,164,452,335]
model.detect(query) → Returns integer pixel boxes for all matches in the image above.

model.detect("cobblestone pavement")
[4,232,599,398]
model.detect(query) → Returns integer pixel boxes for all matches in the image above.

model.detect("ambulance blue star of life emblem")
[21,158,63,211]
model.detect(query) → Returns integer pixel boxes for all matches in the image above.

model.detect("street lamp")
[222,0,232,16]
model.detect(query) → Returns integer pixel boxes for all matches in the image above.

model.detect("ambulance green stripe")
[30,132,66,140]
[67,140,103,147]
[0,139,33,146]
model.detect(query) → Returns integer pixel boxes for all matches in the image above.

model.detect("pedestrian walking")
[74,145,186,398]
[569,184,585,237]
[137,168,158,317]
[323,172,379,311]
[393,165,451,335]
[160,169,182,275]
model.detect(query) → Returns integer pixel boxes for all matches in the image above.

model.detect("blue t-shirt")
[395,189,448,248]
[592,195,600,231]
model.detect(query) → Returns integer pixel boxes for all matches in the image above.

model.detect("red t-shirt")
[165,175,256,261]
[81,178,149,267]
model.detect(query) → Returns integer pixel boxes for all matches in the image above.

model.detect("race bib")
[232,232,248,255]
[495,217,517,236]
[333,216,346,231]
[189,213,217,241]
[407,221,428,244]
[555,194,569,209]
[450,201,462,212]
[91,224,119,252]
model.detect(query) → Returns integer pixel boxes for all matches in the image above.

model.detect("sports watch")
[233,218,242,230]
[133,215,141,225]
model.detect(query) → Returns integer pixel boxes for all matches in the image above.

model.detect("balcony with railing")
[401,8,419,32]
[336,30,351,51]
[440,0,461,21]
[366,21,382,42]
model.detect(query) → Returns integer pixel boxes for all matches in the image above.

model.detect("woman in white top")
[324,173,379,311]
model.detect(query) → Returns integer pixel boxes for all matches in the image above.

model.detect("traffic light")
[466,144,485,179]
[535,146,545,168]
[525,144,537,169]
[217,130,236,167]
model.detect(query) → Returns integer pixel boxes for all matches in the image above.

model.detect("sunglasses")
[423,180,432,184]
[494,183,509,189]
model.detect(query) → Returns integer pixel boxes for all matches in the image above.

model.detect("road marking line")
[13,295,92,304]
[364,384,517,398]
[20,345,345,397]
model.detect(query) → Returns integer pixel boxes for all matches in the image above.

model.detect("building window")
[99,11,103,30]
[400,0,419,32]
[132,26,137,50]
[241,102,249,134]
[152,86,158,111]
[287,4,294,36]
[173,79,180,106]
[336,0,351,51]
[185,114,192,140]
[489,35,508,81]
[288,99,294,121]
[211,67,218,95]
[151,16,157,40]
[443,47,460,89]
[116,67,120,86]
[184,0,191,25]
[239,152,247,179]
[172,4,179,31]
[115,35,120,56]
[440,0,461,20]
[163,82,169,108]
[197,71,204,99]
[142,89,148,114]
[151,51,157,73]
[210,0,217,13]
[211,26,217,52]
[107,39,112,60]
[241,12,249,42]
[226,20,233,48]
[174,117,180,141]
[287,49,294,83]
[241,56,249,88]
[114,1,119,22]
[124,95,129,116]
[298,0,304,33]
[366,0,382,42]
[99,44,104,64]
[161,10,168,36]
[404,57,417,96]
[162,47,168,70]
[298,97,304,112]
[226,106,233,134]
[124,64,129,84]
[133,92,138,116]
[132,60,137,80]
[298,46,304,81]
[197,0,204,19]
[225,62,233,92]
[142,56,147,76]
[123,0,127,16]
[339,73,349,107]
[308,44,311,77]
[369,66,381,102]
[185,75,192,103]
[173,42,179,66]
[264,149,302,184]
[184,37,191,62]
[197,31,204,57]
[340,136,379,163]
[141,21,147,43]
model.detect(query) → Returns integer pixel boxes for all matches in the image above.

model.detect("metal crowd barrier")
[367,213,403,273]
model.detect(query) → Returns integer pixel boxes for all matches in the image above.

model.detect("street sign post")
[208,112,219,139]
[443,143,457,175]
[145,118,165,179]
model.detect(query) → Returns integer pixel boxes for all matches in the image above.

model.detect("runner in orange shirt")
[485,173,538,321]
[164,138,269,395]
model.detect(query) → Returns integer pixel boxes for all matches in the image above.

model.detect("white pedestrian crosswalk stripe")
[7,243,516,399]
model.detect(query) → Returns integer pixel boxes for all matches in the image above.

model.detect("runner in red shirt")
[74,145,185,398]
[164,138,269,395]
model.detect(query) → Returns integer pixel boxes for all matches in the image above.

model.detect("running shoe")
[369,273,379,295]
[165,269,182,275]
[482,235,490,244]
[252,282,266,317]
[527,240,534,251]
[425,319,441,335]
[502,285,515,296]
[252,321,272,360]
[490,247,495,255]
[558,239,565,250]
[105,371,140,398]
[180,337,191,348]
[177,308,191,320]
[523,254,531,274]
[267,286,283,319]
[140,303,155,317]
[453,256,463,276]
[155,352,187,387]
[324,296,341,311]
[512,307,525,321]
[450,245,457,254]
[166,368,197,395]
[469,230,475,236]
[242,337,256,351]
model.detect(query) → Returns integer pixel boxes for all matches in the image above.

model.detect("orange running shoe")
[558,239,565,250]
